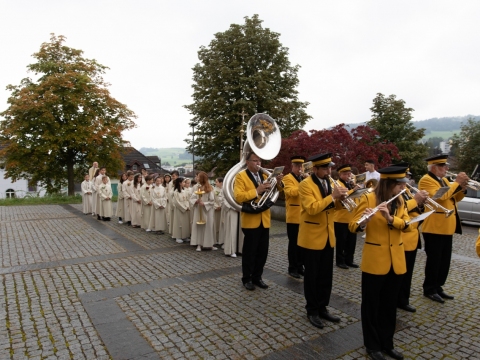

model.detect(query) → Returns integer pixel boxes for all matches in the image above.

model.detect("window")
[143,163,150,169]
[132,165,137,171]
[6,189,15,198]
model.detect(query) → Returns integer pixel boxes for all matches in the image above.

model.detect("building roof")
[121,147,167,174]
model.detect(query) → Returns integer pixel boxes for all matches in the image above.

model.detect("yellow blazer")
[476,228,480,258]
[418,173,465,235]
[234,169,271,229]
[349,192,411,275]
[283,172,302,224]
[333,179,358,224]
[402,195,421,251]
[297,175,342,250]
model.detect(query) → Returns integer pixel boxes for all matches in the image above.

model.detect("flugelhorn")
[446,171,480,190]
[329,176,357,212]
[406,184,453,218]
[356,189,406,225]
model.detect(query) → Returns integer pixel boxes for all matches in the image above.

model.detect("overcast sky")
[1,1,480,149]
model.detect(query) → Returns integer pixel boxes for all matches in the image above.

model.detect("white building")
[0,168,45,198]
[439,141,452,154]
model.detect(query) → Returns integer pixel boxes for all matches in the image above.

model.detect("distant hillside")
[347,115,480,141]
[139,147,193,166]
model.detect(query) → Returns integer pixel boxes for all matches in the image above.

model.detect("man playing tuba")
[233,151,284,291]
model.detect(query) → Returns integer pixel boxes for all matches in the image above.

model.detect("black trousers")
[362,269,404,351]
[334,222,357,265]
[287,223,303,272]
[303,243,334,316]
[241,223,269,284]
[423,233,453,295]
[398,249,417,307]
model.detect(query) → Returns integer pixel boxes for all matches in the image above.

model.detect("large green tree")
[184,15,311,175]
[368,93,428,180]
[451,118,480,175]
[0,34,136,195]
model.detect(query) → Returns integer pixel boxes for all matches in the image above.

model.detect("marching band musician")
[233,151,284,291]
[297,153,347,329]
[334,164,361,269]
[283,155,307,279]
[393,163,428,313]
[418,154,467,303]
[349,165,412,360]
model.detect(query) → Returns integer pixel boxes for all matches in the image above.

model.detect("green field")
[422,130,460,142]
[139,147,192,166]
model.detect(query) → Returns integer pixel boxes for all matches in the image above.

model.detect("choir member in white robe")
[95,168,110,220]
[99,176,113,220]
[168,171,179,234]
[190,171,217,252]
[219,195,244,258]
[81,174,93,214]
[213,178,224,245]
[140,175,154,231]
[123,171,135,225]
[149,176,168,233]
[131,174,143,228]
[116,173,127,224]
[172,177,191,242]
[184,178,194,236]
[91,169,100,215]
[164,174,172,227]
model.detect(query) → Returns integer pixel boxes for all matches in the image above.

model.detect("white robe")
[131,184,142,226]
[190,189,216,248]
[213,186,223,244]
[99,184,113,218]
[140,184,153,229]
[81,180,93,214]
[123,180,134,222]
[149,185,168,231]
[172,190,191,239]
[116,181,125,219]
[167,182,175,233]
[220,198,244,256]
[95,175,110,215]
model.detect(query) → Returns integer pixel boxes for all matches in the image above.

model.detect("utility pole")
[238,108,248,161]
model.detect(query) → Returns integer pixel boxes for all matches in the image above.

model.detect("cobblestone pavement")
[1,204,479,359]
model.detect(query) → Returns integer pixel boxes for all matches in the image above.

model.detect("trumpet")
[251,166,281,210]
[356,189,406,225]
[329,176,357,212]
[446,171,480,191]
[405,184,453,218]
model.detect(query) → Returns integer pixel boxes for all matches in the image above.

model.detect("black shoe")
[243,281,255,291]
[438,290,454,300]
[424,293,445,303]
[252,279,269,289]
[288,270,301,279]
[366,349,387,360]
[346,262,359,268]
[307,315,324,329]
[398,304,416,313]
[319,310,340,323]
[383,348,404,360]
[336,263,349,270]
[97,215,102,220]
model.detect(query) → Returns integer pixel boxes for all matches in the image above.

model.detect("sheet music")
[270,166,285,177]
[348,188,371,199]
[407,210,434,225]
[432,186,450,200]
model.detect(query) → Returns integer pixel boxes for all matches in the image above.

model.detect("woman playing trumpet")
[349,166,412,360]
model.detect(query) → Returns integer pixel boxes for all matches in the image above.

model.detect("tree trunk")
[67,161,75,196]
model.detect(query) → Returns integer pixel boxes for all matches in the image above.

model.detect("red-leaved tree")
[268,124,399,174]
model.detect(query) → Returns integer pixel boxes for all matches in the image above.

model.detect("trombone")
[446,171,480,191]
[406,184,453,218]
[329,176,357,212]
[356,189,406,225]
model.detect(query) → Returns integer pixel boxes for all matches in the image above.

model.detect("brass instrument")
[194,189,206,225]
[446,171,480,191]
[356,189,406,225]
[223,113,282,211]
[355,172,366,185]
[301,161,313,177]
[406,184,453,218]
[329,176,357,212]
[250,166,284,210]
[355,173,378,191]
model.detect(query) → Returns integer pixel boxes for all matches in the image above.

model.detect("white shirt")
[365,170,380,183]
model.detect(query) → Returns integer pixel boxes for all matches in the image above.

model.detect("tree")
[269,124,399,174]
[0,34,136,195]
[451,118,480,175]
[368,93,428,180]
[184,15,311,175]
